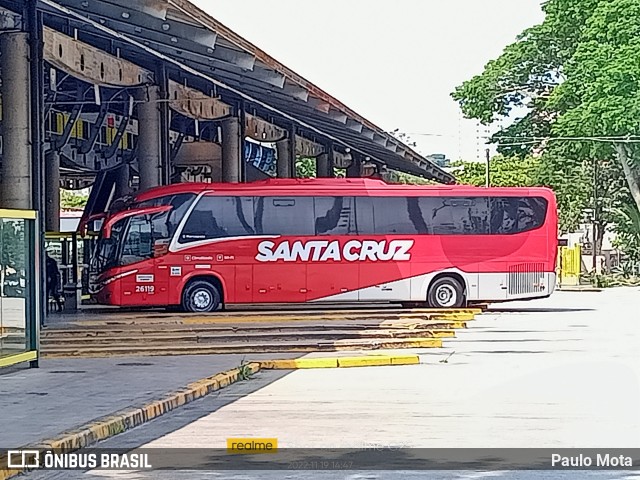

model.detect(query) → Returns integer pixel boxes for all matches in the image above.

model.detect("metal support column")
[156,63,171,185]
[0,32,32,209]
[116,163,132,197]
[276,139,291,178]
[136,86,162,191]
[27,0,45,362]
[238,101,247,182]
[45,152,60,232]
[276,125,296,179]
[316,144,334,178]
[221,117,241,183]
[346,154,362,178]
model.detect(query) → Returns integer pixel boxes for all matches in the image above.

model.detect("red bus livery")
[90,179,558,311]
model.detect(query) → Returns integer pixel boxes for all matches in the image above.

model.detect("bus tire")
[182,280,221,313]
[427,277,465,308]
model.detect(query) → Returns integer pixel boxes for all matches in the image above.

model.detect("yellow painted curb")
[390,355,421,365]
[337,356,394,367]
[0,362,261,480]
[388,321,467,330]
[430,330,456,338]
[260,354,420,370]
[430,313,475,321]
[260,358,340,369]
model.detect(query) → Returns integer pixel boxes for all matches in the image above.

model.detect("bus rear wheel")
[427,277,465,308]
[182,280,221,313]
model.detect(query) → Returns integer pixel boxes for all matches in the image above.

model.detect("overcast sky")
[193,0,545,160]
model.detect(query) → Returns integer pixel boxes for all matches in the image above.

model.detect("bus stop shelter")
[0,209,39,369]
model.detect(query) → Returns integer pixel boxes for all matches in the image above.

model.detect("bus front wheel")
[427,277,465,308]
[182,280,222,313]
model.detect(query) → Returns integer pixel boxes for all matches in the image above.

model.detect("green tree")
[451,155,539,188]
[387,171,434,185]
[1,219,27,295]
[451,0,640,251]
[451,0,599,147]
[549,0,640,213]
[60,189,89,209]
[295,157,316,179]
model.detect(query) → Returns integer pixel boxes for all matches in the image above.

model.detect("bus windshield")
[92,218,127,274]
[91,193,197,277]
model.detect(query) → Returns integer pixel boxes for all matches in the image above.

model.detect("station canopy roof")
[13,0,455,183]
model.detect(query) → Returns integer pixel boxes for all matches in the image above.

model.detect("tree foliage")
[550,0,640,213]
[295,157,317,179]
[452,0,640,255]
[60,189,89,209]
[451,155,539,188]
[385,171,434,185]
[1,219,26,275]
[612,202,640,265]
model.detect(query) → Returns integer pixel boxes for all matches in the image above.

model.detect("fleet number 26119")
[135,285,155,293]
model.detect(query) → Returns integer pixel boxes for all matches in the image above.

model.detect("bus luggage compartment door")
[252,264,307,303]
[358,263,412,301]
[307,263,359,302]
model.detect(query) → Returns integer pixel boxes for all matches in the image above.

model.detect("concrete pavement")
[0,354,286,448]
[14,287,640,478]
[111,287,640,450]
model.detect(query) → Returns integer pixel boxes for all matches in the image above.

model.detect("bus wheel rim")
[193,290,212,309]
[435,285,456,307]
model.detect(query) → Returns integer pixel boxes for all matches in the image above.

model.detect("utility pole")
[592,158,598,273]
[485,148,491,187]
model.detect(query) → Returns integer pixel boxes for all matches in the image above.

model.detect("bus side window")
[517,197,548,232]
[255,197,314,236]
[354,197,375,235]
[180,197,227,242]
[372,197,420,235]
[490,197,547,234]
[314,197,355,235]
[222,197,255,236]
[421,197,455,234]
[490,198,518,234]
[448,198,489,234]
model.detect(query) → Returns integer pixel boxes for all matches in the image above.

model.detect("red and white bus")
[89,179,558,311]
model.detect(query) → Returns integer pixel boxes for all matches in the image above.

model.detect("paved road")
[27,288,640,478]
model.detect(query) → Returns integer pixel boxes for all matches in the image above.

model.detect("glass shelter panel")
[0,216,35,362]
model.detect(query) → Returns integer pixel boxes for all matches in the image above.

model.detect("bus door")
[107,206,172,306]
